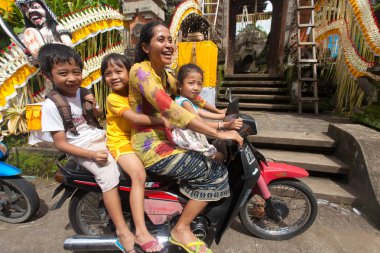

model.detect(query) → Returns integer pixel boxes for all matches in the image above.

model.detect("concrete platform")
[219,86,289,93]
[301,176,358,205]
[222,80,286,86]
[249,130,336,149]
[216,101,296,110]
[241,111,352,133]
[258,149,350,174]
[218,94,291,100]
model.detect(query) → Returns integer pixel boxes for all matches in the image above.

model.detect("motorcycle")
[52,99,317,251]
[0,144,40,223]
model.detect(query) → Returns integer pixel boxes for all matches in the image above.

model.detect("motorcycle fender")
[260,161,309,184]
[214,143,260,244]
[0,162,21,176]
[50,185,75,210]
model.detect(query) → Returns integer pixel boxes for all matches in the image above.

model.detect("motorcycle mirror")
[225,97,239,116]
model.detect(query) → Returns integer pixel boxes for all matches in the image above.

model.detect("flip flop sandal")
[135,240,163,252]
[115,238,137,253]
[169,234,212,253]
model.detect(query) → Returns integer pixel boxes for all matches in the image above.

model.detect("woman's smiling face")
[143,25,174,68]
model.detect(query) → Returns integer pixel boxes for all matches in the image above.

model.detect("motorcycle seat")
[62,158,173,188]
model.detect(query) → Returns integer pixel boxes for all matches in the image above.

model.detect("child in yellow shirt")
[101,53,166,253]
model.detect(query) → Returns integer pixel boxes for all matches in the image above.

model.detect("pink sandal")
[136,240,163,252]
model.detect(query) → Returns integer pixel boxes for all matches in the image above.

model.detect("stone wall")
[328,124,380,226]
[122,0,166,45]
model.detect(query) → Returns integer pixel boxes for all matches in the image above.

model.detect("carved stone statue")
[357,64,380,108]
[234,24,268,73]
[15,0,73,96]
[15,0,73,145]
[16,0,72,54]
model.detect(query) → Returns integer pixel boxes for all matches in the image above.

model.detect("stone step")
[216,101,296,110]
[224,74,283,81]
[218,94,291,101]
[249,130,337,151]
[258,149,350,174]
[218,86,289,94]
[300,176,358,205]
[222,80,286,87]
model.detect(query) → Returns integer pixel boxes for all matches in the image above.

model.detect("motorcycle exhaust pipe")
[64,235,118,251]
[64,235,170,251]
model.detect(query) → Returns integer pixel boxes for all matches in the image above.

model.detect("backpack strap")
[79,87,102,129]
[46,89,79,136]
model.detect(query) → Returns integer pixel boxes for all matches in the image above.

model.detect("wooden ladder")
[296,0,318,114]
[200,0,224,49]
[201,0,221,27]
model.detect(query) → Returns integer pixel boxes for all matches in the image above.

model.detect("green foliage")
[0,1,24,48]
[1,134,59,178]
[45,0,120,17]
[374,3,380,12]
[319,96,336,112]
[284,64,297,84]
[7,150,59,178]
[2,133,28,148]
[164,6,175,26]
[318,62,337,96]
[351,102,380,131]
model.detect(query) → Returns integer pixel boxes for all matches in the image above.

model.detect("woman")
[129,21,243,253]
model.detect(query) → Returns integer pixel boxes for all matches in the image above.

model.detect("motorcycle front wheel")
[69,190,132,235]
[239,178,317,240]
[0,176,40,223]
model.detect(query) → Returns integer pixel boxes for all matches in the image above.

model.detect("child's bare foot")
[135,231,163,252]
[117,229,136,252]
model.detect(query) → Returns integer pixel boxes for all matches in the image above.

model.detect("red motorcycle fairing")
[259,161,309,184]
[73,179,186,225]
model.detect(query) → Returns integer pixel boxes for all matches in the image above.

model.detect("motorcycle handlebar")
[225,97,257,137]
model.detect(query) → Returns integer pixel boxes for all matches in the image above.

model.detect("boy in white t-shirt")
[39,43,137,253]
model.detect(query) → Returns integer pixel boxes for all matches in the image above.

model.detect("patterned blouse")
[128,61,206,167]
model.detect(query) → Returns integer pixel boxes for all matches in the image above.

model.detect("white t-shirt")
[41,89,105,149]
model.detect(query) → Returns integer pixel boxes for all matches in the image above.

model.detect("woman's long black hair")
[134,21,163,63]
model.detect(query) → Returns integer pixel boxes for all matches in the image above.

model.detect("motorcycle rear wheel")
[0,176,40,223]
[69,190,132,235]
[239,178,317,240]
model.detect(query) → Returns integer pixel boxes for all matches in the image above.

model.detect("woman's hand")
[223,118,243,130]
[216,130,243,147]
[162,117,172,129]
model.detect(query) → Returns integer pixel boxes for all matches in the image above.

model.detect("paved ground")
[0,178,379,253]
[1,112,378,252]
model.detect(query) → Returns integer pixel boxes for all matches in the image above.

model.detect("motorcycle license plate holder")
[214,142,261,243]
